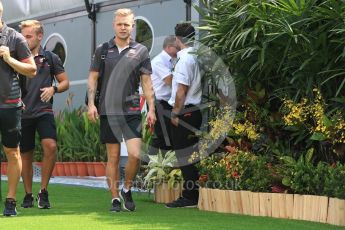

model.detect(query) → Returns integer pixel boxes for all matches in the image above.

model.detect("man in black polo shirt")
[19,20,69,210]
[0,1,37,216]
[87,8,156,212]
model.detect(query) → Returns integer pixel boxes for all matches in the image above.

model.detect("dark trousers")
[170,107,202,202]
[148,100,172,155]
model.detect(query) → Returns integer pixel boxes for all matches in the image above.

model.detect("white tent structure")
[3,0,86,24]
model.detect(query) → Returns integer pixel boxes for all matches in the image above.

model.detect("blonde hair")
[19,20,44,35]
[113,8,134,22]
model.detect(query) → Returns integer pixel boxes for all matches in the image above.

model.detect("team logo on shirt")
[126,49,139,60]
[35,57,46,67]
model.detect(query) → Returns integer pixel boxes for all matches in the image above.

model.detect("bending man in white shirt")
[149,35,178,155]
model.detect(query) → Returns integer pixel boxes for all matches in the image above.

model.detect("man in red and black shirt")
[87,8,156,212]
[19,20,69,210]
[0,1,37,217]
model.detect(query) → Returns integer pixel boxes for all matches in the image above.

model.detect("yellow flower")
[232,120,259,141]
[198,106,234,159]
[282,98,308,125]
[283,88,345,146]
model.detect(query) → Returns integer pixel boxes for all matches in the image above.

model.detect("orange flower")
[231,171,239,178]
[199,174,208,182]
[226,162,231,171]
[225,145,237,154]
[271,185,285,193]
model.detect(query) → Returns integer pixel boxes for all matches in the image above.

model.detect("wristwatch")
[171,111,179,118]
[53,86,58,94]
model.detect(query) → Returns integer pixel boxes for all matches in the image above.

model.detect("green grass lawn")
[0,182,343,230]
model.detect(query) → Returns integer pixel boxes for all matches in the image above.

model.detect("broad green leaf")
[310,132,327,141]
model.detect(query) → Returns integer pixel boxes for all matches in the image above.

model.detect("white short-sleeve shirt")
[168,47,201,106]
[151,50,173,102]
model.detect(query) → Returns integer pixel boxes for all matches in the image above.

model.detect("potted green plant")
[143,150,182,203]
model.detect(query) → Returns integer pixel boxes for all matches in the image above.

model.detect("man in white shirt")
[149,35,178,154]
[166,23,202,208]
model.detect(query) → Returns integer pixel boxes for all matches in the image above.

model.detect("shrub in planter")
[278,148,345,199]
[323,163,345,199]
[198,148,273,192]
[56,109,106,163]
[143,150,182,203]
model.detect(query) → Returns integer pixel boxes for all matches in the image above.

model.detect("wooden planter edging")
[198,188,345,227]
[154,183,182,204]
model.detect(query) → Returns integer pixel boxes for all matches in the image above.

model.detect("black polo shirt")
[22,47,65,119]
[0,23,32,108]
[90,38,152,115]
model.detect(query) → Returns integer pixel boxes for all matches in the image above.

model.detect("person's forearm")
[173,87,186,114]
[54,79,69,93]
[142,75,155,112]
[87,73,98,107]
[5,57,36,77]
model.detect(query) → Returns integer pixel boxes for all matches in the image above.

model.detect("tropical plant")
[197,0,345,113]
[143,150,182,189]
[55,108,106,162]
[194,0,345,164]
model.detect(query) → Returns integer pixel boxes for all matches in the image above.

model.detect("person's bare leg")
[40,139,57,190]
[124,138,141,190]
[4,146,22,199]
[106,143,121,198]
[20,150,34,194]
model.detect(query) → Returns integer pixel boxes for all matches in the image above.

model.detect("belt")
[184,104,197,108]
[156,100,171,108]
[156,100,169,104]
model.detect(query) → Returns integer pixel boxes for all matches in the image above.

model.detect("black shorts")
[0,108,21,148]
[100,115,142,144]
[20,114,57,152]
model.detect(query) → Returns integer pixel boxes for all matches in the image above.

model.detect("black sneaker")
[21,193,34,208]
[3,198,17,216]
[37,189,51,209]
[165,197,197,208]
[119,189,135,211]
[109,198,121,212]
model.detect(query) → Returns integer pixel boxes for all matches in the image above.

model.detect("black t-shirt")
[0,23,32,108]
[22,47,65,119]
[90,38,152,115]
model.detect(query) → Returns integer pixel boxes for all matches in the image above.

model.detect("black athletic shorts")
[100,115,142,144]
[20,113,57,152]
[0,108,21,148]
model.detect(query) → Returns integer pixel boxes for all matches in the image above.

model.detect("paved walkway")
[1,175,108,188]
[0,176,147,192]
